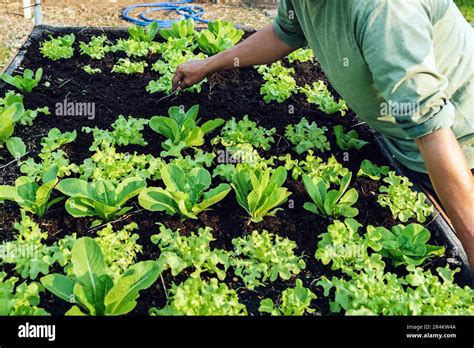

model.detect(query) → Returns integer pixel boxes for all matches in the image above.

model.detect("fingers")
[172,68,184,92]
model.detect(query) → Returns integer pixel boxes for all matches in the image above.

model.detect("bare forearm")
[204,24,295,74]
[416,129,474,267]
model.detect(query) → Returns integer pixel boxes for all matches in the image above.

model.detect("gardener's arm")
[361,1,474,267]
[416,130,474,268]
[172,24,294,91]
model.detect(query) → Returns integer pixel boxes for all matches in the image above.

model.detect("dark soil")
[0,28,459,316]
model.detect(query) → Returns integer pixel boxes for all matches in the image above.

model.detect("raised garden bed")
[0,24,472,317]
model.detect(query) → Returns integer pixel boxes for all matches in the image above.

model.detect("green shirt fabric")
[273,0,474,173]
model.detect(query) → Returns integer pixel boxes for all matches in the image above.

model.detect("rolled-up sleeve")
[273,0,308,49]
[361,1,455,139]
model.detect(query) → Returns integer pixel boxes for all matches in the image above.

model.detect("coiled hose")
[122,1,208,27]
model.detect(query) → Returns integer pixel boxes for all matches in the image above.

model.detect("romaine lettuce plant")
[259,279,316,316]
[257,62,297,103]
[197,20,244,55]
[128,22,160,43]
[139,164,231,219]
[301,81,348,116]
[40,34,75,61]
[231,166,291,223]
[0,103,27,158]
[79,35,110,59]
[0,168,62,218]
[0,272,49,315]
[285,117,330,154]
[150,276,247,316]
[211,115,276,151]
[333,125,368,150]
[378,171,434,223]
[303,172,359,218]
[56,177,146,221]
[231,230,306,289]
[366,223,445,267]
[160,19,196,40]
[41,237,161,315]
[149,105,224,157]
[112,58,148,75]
[1,68,43,93]
[0,91,49,126]
[357,159,390,180]
[151,224,230,280]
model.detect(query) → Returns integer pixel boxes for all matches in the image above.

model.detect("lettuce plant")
[139,164,231,219]
[333,125,368,150]
[149,105,224,157]
[0,103,26,158]
[112,39,151,57]
[83,115,149,151]
[128,22,159,43]
[231,230,306,290]
[231,166,291,223]
[259,279,316,316]
[315,218,374,276]
[40,34,75,61]
[112,58,148,75]
[20,128,78,182]
[147,39,207,94]
[280,152,349,187]
[160,19,196,40]
[41,237,161,315]
[301,81,348,116]
[1,68,43,93]
[197,20,244,55]
[56,177,146,221]
[357,159,390,180]
[0,272,49,315]
[95,223,143,281]
[303,172,359,218]
[211,115,276,151]
[150,277,247,316]
[0,211,75,279]
[0,90,49,126]
[83,65,102,75]
[79,35,110,59]
[286,48,314,63]
[285,117,330,154]
[151,224,230,280]
[318,254,474,315]
[367,223,445,267]
[0,168,62,218]
[78,141,163,184]
[257,62,297,103]
[378,172,433,223]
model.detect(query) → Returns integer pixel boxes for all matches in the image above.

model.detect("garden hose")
[122,1,209,27]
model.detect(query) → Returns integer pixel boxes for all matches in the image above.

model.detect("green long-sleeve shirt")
[274,0,474,173]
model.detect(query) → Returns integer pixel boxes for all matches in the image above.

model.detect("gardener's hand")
[172,60,209,92]
[172,24,295,92]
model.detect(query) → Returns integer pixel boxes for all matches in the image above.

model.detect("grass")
[455,0,474,22]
